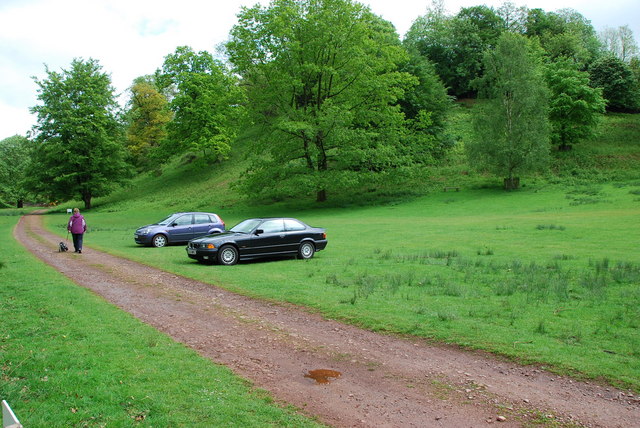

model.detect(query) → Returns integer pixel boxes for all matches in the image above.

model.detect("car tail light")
[322,232,326,239]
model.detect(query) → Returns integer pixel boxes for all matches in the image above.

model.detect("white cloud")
[1,0,638,140]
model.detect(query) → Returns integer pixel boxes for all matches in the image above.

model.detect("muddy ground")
[14,213,640,427]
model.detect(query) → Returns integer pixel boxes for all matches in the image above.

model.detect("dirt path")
[14,213,639,427]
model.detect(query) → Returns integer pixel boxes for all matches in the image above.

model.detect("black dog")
[59,241,69,252]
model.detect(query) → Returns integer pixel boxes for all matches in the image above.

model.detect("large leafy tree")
[125,77,173,171]
[0,135,32,208]
[398,48,451,151]
[545,60,605,151]
[226,0,417,202]
[525,8,600,67]
[589,55,640,112]
[405,4,504,98]
[466,33,550,190]
[28,58,130,209]
[155,46,245,163]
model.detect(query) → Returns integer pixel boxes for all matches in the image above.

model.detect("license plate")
[187,248,196,255]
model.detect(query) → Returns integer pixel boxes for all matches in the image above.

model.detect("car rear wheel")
[152,234,167,248]
[218,245,238,266]
[298,242,315,259]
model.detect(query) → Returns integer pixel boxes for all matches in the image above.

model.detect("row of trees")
[1,0,639,208]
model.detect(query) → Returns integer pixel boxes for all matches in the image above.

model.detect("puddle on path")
[304,369,342,384]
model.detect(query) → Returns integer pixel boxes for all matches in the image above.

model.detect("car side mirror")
[255,229,264,235]
[171,222,178,227]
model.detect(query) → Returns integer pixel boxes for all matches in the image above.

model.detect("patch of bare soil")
[14,213,639,427]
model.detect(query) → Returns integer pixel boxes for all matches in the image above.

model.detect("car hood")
[190,231,245,243]
[136,223,160,230]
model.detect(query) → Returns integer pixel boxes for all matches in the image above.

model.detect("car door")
[192,214,214,239]
[243,219,286,256]
[166,214,193,242]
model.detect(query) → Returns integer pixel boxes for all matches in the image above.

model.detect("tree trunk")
[82,192,92,210]
[315,131,328,203]
[503,177,520,191]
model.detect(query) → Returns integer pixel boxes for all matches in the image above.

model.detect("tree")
[496,2,528,34]
[589,55,640,112]
[404,2,455,93]
[466,33,550,190]
[397,48,452,160]
[125,77,173,171]
[155,46,245,163]
[525,8,600,67]
[28,58,130,209]
[545,60,605,151]
[405,4,504,97]
[226,0,418,202]
[599,25,639,63]
[0,135,32,208]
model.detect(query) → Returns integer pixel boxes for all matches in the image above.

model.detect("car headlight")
[138,228,150,235]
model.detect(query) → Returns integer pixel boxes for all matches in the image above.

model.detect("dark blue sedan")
[186,218,327,265]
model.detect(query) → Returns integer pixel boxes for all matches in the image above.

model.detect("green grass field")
[0,213,322,427]
[3,111,639,425]
[41,180,640,391]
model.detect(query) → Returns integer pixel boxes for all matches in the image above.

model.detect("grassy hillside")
[34,109,640,392]
[96,108,640,213]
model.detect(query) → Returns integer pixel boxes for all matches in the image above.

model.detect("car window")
[173,215,192,226]
[284,219,306,231]
[194,214,212,224]
[157,214,177,225]
[260,219,285,233]
[230,219,261,233]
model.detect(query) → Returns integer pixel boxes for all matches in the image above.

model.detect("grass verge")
[0,213,321,427]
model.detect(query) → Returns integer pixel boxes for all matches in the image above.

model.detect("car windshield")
[157,214,179,226]
[230,219,262,234]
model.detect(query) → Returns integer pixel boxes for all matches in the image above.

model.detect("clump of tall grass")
[553,254,574,261]
[477,247,494,256]
[437,310,457,321]
[354,273,380,299]
[385,271,416,293]
[0,209,26,216]
[395,250,459,265]
[325,273,346,287]
[373,248,393,260]
[536,224,566,231]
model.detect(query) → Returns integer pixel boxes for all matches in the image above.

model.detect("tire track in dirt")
[14,213,639,427]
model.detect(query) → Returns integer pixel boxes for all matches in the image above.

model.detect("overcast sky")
[1,0,638,140]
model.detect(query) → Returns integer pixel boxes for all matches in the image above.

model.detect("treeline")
[1,0,639,208]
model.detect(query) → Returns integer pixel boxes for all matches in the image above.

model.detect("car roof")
[244,217,300,221]
[172,212,218,215]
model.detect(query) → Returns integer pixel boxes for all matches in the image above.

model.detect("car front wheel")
[218,245,239,266]
[298,242,315,259]
[152,234,167,248]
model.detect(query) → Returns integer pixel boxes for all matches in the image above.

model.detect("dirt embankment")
[14,213,640,427]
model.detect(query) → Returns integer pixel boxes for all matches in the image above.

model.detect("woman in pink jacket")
[67,208,87,253]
